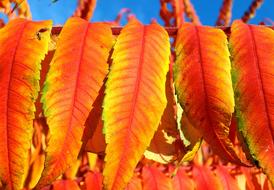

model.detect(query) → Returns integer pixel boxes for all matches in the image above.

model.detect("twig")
[241,0,264,23]
[216,0,233,26]
[183,0,201,25]
[51,25,274,37]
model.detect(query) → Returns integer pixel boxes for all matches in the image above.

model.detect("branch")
[241,0,264,23]
[51,25,274,37]
[73,0,97,21]
[216,0,233,26]
[183,0,201,25]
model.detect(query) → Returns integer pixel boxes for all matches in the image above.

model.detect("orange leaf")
[125,175,142,190]
[103,19,170,190]
[174,23,243,164]
[85,171,103,190]
[25,153,45,189]
[192,165,222,190]
[37,17,113,188]
[142,165,172,190]
[230,20,274,185]
[172,167,194,190]
[215,165,240,190]
[179,113,202,162]
[52,180,80,190]
[0,18,52,190]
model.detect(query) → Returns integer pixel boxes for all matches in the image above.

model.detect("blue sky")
[1,0,274,25]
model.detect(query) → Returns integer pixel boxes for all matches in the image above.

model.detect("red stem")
[51,26,274,37]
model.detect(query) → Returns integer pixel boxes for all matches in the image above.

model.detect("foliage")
[0,0,273,190]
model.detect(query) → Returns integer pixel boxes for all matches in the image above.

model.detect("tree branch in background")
[0,0,11,14]
[113,8,135,26]
[241,0,263,23]
[172,0,184,26]
[183,0,201,25]
[159,0,184,27]
[73,0,97,21]
[216,0,233,26]
[0,19,5,28]
[10,0,31,19]
[0,0,31,20]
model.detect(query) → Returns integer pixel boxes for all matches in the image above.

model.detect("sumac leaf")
[0,18,51,190]
[174,23,243,164]
[103,19,170,190]
[37,17,113,188]
[230,20,274,185]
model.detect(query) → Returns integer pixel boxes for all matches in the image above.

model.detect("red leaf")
[142,165,172,190]
[192,165,222,190]
[174,23,243,164]
[230,20,274,184]
[172,167,194,190]
[85,171,103,190]
[52,180,80,190]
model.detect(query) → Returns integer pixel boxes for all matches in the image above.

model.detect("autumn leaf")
[25,152,45,189]
[179,113,202,163]
[214,165,240,190]
[85,171,103,190]
[142,165,172,190]
[0,18,51,190]
[103,19,170,190]
[37,17,113,188]
[172,167,194,190]
[52,180,80,190]
[174,23,243,164]
[125,174,142,190]
[192,165,222,190]
[230,20,274,185]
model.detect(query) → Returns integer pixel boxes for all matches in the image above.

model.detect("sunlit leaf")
[230,20,274,185]
[174,23,243,164]
[0,18,51,190]
[37,17,113,188]
[103,19,170,190]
